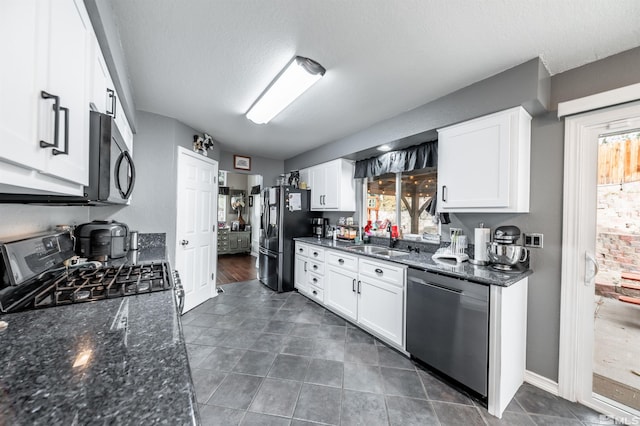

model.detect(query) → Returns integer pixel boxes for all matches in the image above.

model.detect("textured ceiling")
[110,0,640,160]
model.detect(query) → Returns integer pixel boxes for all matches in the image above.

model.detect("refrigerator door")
[258,247,280,292]
[260,188,280,253]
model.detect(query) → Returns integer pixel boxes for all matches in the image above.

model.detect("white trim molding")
[558,101,640,417]
[525,370,559,396]
[558,82,640,118]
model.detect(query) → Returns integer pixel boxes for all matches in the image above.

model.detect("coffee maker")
[487,225,530,272]
[311,218,329,239]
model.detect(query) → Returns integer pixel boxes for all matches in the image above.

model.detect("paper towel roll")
[474,228,491,262]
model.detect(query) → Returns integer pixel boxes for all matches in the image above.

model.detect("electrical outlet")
[524,233,543,248]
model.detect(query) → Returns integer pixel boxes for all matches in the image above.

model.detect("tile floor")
[182,280,608,426]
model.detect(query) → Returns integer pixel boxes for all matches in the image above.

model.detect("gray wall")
[0,205,89,240]
[285,58,550,171]
[283,47,640,383]
[219,151,284,188]
[91,111,219,264]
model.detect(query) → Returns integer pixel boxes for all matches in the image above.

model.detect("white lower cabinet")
[325,265,358,322]
[298,243,407,349]
[357,258,405,347]
[294,254,310,294]
[294,243,325,302]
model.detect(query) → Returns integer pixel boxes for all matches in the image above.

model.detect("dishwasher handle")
[419,280,462,295]
[407,267,488,302]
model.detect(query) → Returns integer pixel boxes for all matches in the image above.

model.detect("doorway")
[217,170,262,285]
[559,100,640,423]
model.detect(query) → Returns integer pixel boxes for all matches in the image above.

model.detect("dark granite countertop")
[0,245,199,425]
[295,237,532,287]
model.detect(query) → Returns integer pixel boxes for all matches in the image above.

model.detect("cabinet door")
[325,266,358,321]
[240,233,251,250]
[229,235,239,250]
[309,166,325,209]
[321,161,340,209]
[89,39,111,115]
[294,255,308,292]
[39,0,90,185]
[0,0,47,171]
[357,278,404,347]
[437,107,531,212]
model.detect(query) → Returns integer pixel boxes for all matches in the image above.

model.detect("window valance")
[353,140,437,179]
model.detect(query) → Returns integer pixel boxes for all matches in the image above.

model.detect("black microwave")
[0,111,136,205]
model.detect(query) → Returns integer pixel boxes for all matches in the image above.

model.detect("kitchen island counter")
[294,237,532,286]
[0,247,198,425]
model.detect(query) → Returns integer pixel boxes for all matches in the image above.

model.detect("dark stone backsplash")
[138,233,166,249]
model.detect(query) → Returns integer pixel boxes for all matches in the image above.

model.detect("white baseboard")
[524,370,559,396]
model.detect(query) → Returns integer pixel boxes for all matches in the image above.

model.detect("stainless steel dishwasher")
[406,267,489,397]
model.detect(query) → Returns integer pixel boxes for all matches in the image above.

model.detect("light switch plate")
[524,233,543,248]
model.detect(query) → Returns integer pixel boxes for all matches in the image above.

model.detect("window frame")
[360,172,440,238]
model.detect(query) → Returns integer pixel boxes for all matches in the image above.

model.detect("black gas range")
[0,231,183,315]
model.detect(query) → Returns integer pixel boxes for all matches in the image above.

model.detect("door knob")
[181,240,189,246]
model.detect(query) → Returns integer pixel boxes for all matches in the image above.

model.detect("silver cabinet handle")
[352,279,356,292]
[304,261,307,272]
[585,252,599,284]
[442,185,448,202]
[357,280,361,294]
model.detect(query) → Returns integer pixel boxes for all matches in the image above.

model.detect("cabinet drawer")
[359,258,405,286]
[307,259,324,275]
[308,246,325,262]
[308,272,323,289]
[306,286,324,304]
[327,251,358,272]
[296,243,309,257]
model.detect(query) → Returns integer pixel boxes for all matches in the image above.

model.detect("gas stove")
[0,231,180,315]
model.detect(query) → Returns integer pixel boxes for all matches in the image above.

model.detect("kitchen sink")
[382,249,410,257]
[347,245,388,254]
[347,245,409,257]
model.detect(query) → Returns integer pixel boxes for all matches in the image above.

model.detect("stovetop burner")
[3,262,172,314]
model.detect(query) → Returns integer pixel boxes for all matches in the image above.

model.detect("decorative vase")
[237,210,245,230]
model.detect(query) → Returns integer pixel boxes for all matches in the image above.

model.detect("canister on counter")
[130,231,139,251]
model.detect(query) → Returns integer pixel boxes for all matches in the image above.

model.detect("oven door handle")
[173,270,184,314]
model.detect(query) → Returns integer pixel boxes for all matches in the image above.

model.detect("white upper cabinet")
[89,39,133,152]
[0,0,91,194]
[437,106,531,212]
[89,39,112,115]
[309,159,356,211]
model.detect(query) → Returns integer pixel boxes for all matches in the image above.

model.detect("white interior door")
[560,100,640,423]
[175,147,218,313]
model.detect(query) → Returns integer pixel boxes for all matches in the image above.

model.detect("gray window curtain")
[353,140,437,178]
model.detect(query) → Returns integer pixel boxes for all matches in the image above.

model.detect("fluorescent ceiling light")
[246,56,326,124]
[377,144,392,152]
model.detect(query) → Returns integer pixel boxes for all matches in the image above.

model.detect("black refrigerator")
[259,186,316,292]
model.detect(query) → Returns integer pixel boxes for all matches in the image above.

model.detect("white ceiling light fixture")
[377,144,392,152]
[246,56,326,124]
